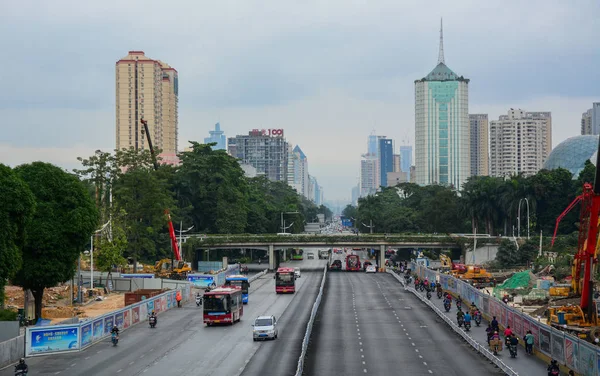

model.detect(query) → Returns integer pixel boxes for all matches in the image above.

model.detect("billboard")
[27,325,79,356]
[188,275,215,288]
[341,219,352,227]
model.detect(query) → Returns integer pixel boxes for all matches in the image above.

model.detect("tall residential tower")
[469,114,489,176]
[116,51,178,155]
[415,21,470,189]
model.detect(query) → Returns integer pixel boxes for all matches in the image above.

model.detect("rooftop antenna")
[438,18,445,65]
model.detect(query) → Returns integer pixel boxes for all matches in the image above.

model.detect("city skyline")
[1,1,599,200]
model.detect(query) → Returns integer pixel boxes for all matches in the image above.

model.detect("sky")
[0,0,599,201]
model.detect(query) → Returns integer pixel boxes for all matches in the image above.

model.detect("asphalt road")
[2,258,325,376]
[304,272,504,376]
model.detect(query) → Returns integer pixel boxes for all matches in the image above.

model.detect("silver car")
[252,315,278,341]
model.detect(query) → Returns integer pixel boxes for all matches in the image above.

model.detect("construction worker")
[176,290,182,308]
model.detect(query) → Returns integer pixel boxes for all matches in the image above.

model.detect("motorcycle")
[437,290,443,299]
[457,316,464,327]
[444,302,451,312]
[426,291,432,300]
[111,332,119,346]
[14,366,27,376]
[456,300,462,310]
[196,295,202,307]
[474,313,482,327]
[149,316,157,328]
[464,321,471,331]
[509,344,517,358]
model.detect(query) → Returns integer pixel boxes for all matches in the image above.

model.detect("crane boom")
[140,118,182,261]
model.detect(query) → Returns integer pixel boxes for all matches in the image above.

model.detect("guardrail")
[295,265,328,376]
[388,270,519,376]
[249,269,268,282]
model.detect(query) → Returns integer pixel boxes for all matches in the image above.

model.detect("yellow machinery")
[154,259,192,280]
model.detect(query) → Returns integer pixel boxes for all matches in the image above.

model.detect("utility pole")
[361,220,375,234]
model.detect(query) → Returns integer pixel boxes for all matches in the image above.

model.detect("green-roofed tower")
[414,19,470,189]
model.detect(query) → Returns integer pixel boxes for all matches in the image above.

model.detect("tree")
[342,204,358,220]
[0,164,36,309]
[495,239,520,268]
[14,162,98,320]
[95,218,128,287]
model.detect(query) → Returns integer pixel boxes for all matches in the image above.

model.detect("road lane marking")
[411,343,415,346]
[423,362,428,366]
[419,355,423,358]
[71,363,76,367]
[415,349,419,352]
[428,370,433,374]
[85,356,90,359]
[129,361,134,365]
[117,369,122,373]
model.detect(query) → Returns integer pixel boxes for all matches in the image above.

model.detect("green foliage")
[95,218,128,274]
[495,239,520,268]
[0,164,36,309]
[342,204,358,220]
[13,162,98,319]
[0,309,17,321]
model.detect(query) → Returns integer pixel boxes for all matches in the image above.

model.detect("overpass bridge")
[181,233,464,270]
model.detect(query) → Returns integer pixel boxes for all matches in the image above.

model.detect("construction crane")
[549,138,600,341]
[140,118,183,264]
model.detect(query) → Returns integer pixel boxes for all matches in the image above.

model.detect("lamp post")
[361,219,375,234]
[176,222,195,253]
[517,198,530,239]
[280,211,299,233]
[90,221,111,291]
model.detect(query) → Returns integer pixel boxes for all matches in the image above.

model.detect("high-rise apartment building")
[415,21,470,189]
[287,145,310,198]
[204,122,226,150]
[469,114,489,176]
[581,103,600,135]
[399,145,413,181]
[308,175,323,206]
[116,51,178,155]
[393,154,401,172]
[227,129,288,182]
[490,109,552,178]
[379,139,394,187]
[359,155,378,197]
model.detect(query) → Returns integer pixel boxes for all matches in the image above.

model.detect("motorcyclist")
[150,310,157,324]
[456,309,465,326]
[470,302,478,314]
[547,359,559,375]
[111,325,119,335]
[15,358,28,374]
[463,311,472,325]
[486,324,494,344]
[491,316,499,331]
[509,334,519,349]
[504,326,513,337]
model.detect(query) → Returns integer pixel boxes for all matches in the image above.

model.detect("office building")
[414,21,470,189]
[490,109,552,178]
[227,129,288,182]
[581,103,600,135]
[116,51,178,156]
[359,155,378,197]
[469,114,489,176]
[393,154,401,172]
[287,145,310,198]
[399,145,413,181]
[308,175,323,206]
[379,139,394,187]
[351,185,360,206]
[204,122,226,150]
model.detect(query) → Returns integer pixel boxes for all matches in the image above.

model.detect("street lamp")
[175,222,195,252]
[89,221,111,291]
[517,198,530,239]
[280,211,299,233]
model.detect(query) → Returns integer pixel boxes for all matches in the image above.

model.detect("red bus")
[346,254,361,271]
[275,267,296,293]
[203,287,243,326]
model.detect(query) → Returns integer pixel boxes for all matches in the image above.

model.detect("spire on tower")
[438,18,445,65]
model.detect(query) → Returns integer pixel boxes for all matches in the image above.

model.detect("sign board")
[26,325,80,356]
[187,275,215,288]
[341,219,353,227]
[416,258,429,267]
[249,128,285,137]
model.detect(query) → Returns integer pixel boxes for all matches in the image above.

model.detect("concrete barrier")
[249,269,268,282]
[0,334,24,369]
[295,265,328,376]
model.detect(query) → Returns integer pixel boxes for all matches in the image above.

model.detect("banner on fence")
[579,341,596,376]
[92,318,103,342]
[123,309,131,329]
[551,330,565,364]
[565,336,579,372]
[26,325,79,356]
[80,323,92,348]
[103,315,114,334]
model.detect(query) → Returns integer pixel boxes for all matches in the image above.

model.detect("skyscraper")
[379,139,394,187]
[399,145,413,181]
[469,114,489,176]
[204,122,226,150]
[287,145,310,198]
[359,155,378,197]
[490,109,552,178]
[116,51,178,155]
[227,129,288,182]
[415,21,470,189]
[581,103,600,135]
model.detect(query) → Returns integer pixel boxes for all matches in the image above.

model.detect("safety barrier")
[295,265,328,376]
[388,271,519,376]
[249,269,268,282]
[24,283,191,357]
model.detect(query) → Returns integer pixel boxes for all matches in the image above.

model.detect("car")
[366,265,377,273]
[294,268,301,278]
[362,261,372,272]
[252,315,278,341]
[329,260,342,271]
[307,253,315,259]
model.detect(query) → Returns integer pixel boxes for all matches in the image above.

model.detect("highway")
[304,272,505,376]
[1,258,325,376]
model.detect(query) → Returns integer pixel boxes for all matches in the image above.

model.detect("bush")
[0,309,18,321]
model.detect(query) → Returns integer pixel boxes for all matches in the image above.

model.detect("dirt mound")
[42,306,76,318]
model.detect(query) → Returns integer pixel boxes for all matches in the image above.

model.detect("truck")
[319,249,329,260]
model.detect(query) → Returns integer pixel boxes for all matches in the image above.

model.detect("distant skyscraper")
[228,130,288,182]
[204,122,226,150]
[379,139,394,187]
[116,51,178,156]
[469,114,489,176]
[351,185,359,206]
[490,109,552,178]
[308,175,323,205]
[581,103,600,135]
[393,154,401,172]
[359,155,378,197]
[415,21,470,189]
[399,145,413,182]
[287,145,310,198]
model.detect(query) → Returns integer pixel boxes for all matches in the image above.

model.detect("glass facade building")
[379,139,394,187]
[204,122,226,150]
[543,135,599,178]
[399,145,412,181]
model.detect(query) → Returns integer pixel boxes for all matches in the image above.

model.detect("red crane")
[140,118,182,261]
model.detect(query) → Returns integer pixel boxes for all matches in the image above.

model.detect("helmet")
[551,359,558,364]
[19,358,25,364]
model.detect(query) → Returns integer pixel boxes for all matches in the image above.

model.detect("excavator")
[548,143,600,342]
[440,254,493,288]
[139,118,190,281]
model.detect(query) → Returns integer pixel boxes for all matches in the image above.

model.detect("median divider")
[388,270,520,376]
[249,269,268,282]
[295,265,328,376]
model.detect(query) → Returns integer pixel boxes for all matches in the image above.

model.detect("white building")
[581,103,600,135]
[287,145,310,199]
[359,155,378,197]
[415,21,470,189]
[469,114,489,176]
[489,109,552,178]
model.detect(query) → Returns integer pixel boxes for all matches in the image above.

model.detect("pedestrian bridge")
[182,233,471,270]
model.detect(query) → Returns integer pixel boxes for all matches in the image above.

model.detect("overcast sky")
[1,0,598,201]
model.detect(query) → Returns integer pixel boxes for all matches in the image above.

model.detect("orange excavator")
[548,138,600,341]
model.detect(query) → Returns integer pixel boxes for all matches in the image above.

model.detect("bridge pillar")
[268,244,275,271]
[380,245,386,272]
